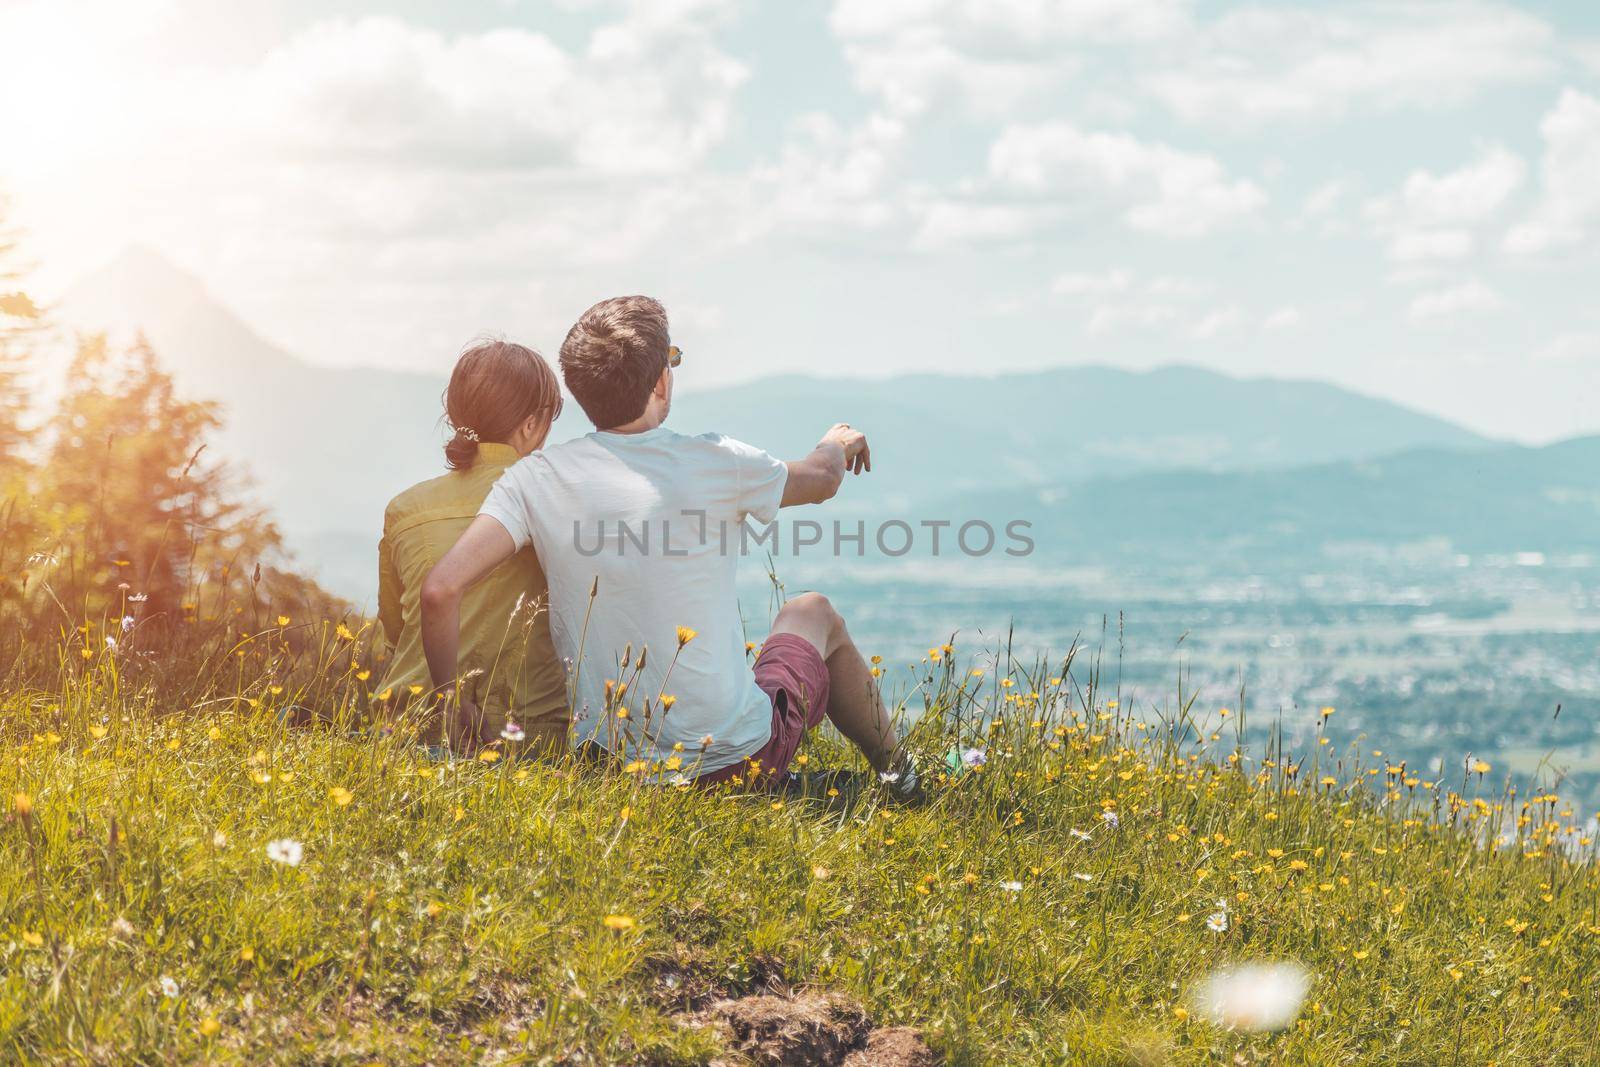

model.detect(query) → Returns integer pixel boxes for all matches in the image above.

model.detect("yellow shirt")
[376,442,568,749]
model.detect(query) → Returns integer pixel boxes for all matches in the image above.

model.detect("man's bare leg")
[769,591,900,772]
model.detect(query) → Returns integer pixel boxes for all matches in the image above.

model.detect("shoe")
[881,758,926,806]
[782,768,864,802]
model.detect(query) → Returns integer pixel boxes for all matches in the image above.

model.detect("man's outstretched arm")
[782,423,871,508]
[419,514,518,745]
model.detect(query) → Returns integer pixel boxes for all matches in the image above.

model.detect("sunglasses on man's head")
[667,345,683,369]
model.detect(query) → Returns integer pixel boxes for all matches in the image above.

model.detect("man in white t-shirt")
[418,295,918,796]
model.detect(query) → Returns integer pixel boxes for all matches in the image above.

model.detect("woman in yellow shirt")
[376,339,568,752]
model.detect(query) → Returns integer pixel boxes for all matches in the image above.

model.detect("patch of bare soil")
[646,947,789,1014]
[692,990,937,1067]
[840,1027,939,1067]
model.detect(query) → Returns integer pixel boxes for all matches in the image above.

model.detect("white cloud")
[1052,268,1206,302]
[829,0,1557,135]
[250,13,747,175]
[754,112,909,235]
[1363,146,1524,269]
[1145,2,1556,128]
[1086,303,1178,336]
[1261,307,1302,332]
[1533,331,1600,363]
[830,0,1191,43]
[0,3,752,249]
[912,201,1036,248]
[829,25,1065,120]
[1191,307,1246,339]
[1288,180,1360,237]
[1408,280,1505,321]
[1051,269,1134,297]
[1389,147,1526,227]
[1052,267,1214,336]
[1576,41,1600,77]
[1505,88,1600,254]
[1146,275,1208,299]
[0,3,749,180]
[829,0,1190,118]
[981,294,1028,317]
[0,0,767,371]
[1386,229,1474,264]
[984,122,1266,237]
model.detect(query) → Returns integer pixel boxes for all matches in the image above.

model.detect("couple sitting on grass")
[377,295,921,799]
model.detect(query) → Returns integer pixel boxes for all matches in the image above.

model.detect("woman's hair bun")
[441,339,561,471]
[443,427,479,471]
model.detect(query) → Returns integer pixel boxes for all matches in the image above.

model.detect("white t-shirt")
[479,426,789,775]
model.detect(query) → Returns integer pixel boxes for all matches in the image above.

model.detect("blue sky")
[2,0,1598,442]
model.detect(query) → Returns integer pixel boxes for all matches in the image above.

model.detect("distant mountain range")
[60,246,1509,602]
[956,436,1600,565]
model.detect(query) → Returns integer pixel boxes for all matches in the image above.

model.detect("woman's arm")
[376,533,404,651]
[419,515,518,746]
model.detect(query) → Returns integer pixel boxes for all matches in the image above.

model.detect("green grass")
[4,639,1600,1065]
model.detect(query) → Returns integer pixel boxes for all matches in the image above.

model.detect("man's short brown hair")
[559,296,671,430]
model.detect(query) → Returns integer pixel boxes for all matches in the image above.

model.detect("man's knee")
[777,591,846,651]
[788,591,840,626]
[787,590,830,614]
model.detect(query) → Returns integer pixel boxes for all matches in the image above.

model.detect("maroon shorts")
[696,633,829,786]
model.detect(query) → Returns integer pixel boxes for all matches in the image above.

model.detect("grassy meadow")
[4,621,1600,1065]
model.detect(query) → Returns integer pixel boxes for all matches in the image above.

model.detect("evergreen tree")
[44,334,284,625]
[0,197,42,464]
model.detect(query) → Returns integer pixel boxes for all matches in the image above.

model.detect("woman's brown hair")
[442,339,562,470]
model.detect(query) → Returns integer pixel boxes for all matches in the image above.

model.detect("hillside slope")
[4,631,1597,1063]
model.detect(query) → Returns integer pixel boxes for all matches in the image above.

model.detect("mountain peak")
[59,244,308,390]
[72,244,211,311]
[61,244,216,343]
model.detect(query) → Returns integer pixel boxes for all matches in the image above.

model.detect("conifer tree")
[44,334,283,624]
[0,198,42,465]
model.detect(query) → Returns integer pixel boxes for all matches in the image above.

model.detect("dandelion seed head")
[265,838,303,867]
